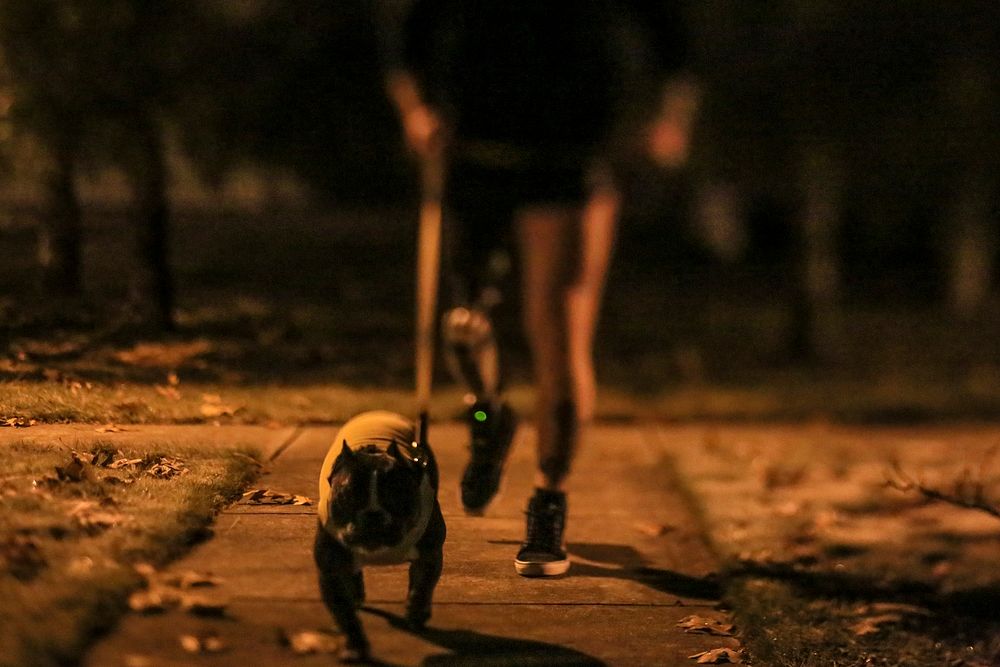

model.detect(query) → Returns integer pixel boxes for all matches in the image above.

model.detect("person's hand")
[387,71,446,161]
[647,77,701,168]
[401,103,444,160]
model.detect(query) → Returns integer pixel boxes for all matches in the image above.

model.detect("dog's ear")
[332,440,353,473]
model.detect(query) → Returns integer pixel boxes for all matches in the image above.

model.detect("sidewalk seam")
[267,425,305,462]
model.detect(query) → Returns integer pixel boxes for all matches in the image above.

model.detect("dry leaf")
[123,654,153,667]
[854,602,932,617]
[240,488,312,506]
[677,615,735,636]
[177,570,223,589]
[128,589,167,614]
[634,520,675,537]
[689,648,742,664]
[200,392,241,417]
[115,340,212,368]
[145,457,188,479]
[283,629,340,655]
[2,416,36,428]
[850,613,902,636]
[179,593,228,617]
[179,632,226,654]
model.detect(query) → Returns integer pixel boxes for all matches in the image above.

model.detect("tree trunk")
[38,140,83,297]
[946,175,994,320]
[790,147,844,362]
[129,113,174,331]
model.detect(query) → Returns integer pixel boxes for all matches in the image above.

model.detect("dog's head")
[325,439,428,553]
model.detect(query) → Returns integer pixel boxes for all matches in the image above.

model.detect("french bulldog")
[314,410,446,663]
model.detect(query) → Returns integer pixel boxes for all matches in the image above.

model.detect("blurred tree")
[175,0,410,205]
[688,0,999,359]
[0,0,190,328]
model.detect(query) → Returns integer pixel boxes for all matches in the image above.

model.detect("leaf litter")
[179,631,226,654]
[689,647,742,664]
[240,488,312,505]
[129,563,228,616]
[280,629,340,655]
[677,615,735,636]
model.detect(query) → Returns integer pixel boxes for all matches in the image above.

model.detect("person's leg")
[567,182,620,423]
[515,204,581,490]
[513,203,581,577]
[443,160,518,515]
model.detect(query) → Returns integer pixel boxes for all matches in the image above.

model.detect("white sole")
[514,557,570,577]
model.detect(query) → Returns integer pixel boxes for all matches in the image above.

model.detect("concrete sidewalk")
[83,422,737,666]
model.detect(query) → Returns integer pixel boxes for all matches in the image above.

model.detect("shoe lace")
[524,500,564,551]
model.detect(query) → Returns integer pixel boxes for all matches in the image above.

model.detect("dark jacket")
[402,0,686,151]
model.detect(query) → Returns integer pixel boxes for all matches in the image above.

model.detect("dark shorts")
[442,150,593,304]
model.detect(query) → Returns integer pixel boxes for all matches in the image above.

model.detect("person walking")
[388,0,691,577]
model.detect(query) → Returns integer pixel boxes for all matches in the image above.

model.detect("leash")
[414,154,444,448]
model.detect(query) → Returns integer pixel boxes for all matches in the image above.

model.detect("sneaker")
[460,401,517,515]
[514,489,569,577]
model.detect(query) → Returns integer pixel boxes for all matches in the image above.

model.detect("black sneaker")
[460,401,517,515]
[515,489,569,577]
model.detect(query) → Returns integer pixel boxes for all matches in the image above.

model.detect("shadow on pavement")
[364,607,606,666]
[568,542,721,601]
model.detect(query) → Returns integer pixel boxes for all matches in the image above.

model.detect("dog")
[314,410,446,663]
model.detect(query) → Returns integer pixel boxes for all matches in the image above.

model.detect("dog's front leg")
[406,504,446,629]
[314,524,369,662]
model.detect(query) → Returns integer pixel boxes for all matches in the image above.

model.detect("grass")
[660,425,1000,666]
[726,576,1000,667]
[4,207,1000,426]
[0,438,260,667]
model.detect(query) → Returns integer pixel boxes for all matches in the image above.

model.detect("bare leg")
[515,205,581,491]
[567,184,620,423]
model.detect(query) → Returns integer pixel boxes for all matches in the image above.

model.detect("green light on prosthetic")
[473,410,488,423]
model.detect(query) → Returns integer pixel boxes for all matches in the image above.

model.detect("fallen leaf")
[144,456,188,479]
[200,394,241,418]
[177,570,224,589]
[109,457,144,470]
[689,648,741,664]
[179,632,226,654]
[677,615,735,636]
[854,602,932,617]
[128,588,168,614]
[2,416,36,428]
[123,654,153,667]
[634,520,675,537]
[850,613,903,636]
[240,489,312,506]
[282,629,340,655]
[115,340,212,368]
[179,593,228,617]
[67,556,95,576]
